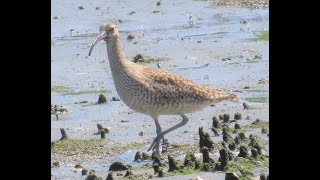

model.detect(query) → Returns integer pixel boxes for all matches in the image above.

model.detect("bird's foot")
[148,134,163,151]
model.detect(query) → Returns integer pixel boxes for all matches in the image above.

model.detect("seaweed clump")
[60,128,68,140]
[109,162,129,171]
[167,155,180,172]
[234,113,242,120]
[199,127,214,150]
[98,94,107,104]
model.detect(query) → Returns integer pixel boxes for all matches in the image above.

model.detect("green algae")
[245,97,268,103]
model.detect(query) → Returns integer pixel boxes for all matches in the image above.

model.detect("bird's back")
[114,62,239,115]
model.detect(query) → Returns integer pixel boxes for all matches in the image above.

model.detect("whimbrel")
[89,22,240,155]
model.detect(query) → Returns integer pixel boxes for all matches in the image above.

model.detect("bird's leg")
[148,114,189,151]
[150,115,162,156]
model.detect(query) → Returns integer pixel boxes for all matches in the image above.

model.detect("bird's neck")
[106,37,128,75]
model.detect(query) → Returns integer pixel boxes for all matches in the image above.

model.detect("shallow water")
[51,0,268,179]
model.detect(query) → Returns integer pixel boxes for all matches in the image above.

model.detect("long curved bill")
[88,32,108,56]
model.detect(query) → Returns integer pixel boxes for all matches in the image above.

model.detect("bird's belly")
[122,98,210,115]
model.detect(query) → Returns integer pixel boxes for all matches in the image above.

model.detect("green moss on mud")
[62,90,109,95]
[245,97,268,103]
[247,31,269,41]
[227,155,269,180]
[210,0,269,8]
[245,121,269,129]
[51,85,73,93]
[51,85,110,95]
[167,167,202,176]
[51,139,148,158]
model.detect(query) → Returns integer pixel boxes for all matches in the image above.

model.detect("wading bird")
[89,22,240,156]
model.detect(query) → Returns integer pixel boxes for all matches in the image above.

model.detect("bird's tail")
[225,93,241,102]
[209,89,241,103]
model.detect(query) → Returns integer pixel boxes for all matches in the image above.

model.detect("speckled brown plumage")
[89,22,240,155]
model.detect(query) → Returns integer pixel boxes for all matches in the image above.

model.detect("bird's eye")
[109,27,114,32]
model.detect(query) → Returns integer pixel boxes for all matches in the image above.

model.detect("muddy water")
[52,0,268,179]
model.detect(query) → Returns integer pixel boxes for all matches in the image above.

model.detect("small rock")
[234,135,240,145]
[139,132,143,136]
[158,168,164,177]
[153,11,160,13]
[240,20,248,25]
[60,128,68,140]
[197,40,201,43]
[243,102,250,109]
[222,126,229,135]
[95,7,100,10]
[252,118,261,125]
[85,174,101,180]
[157,0,161,6]
[78,6,84,10]
[261,127,268,134]
[74,164,83,169]
[109,162,129,171]
[254,54,262,59]
[134,151,142,162]
[239,132,246,141]
[251,148,258,158]
[212,127,219,136]
[212,116,221,129]
[100,129,106,139]
[153,155,162,166]
[153,163,159,174]
[106,172,114,180]
[98,94,107,103]
[260,173,266,180]
[168,155,179,172]
[52,162,59,167]
[219,148,228,170]
[129,11,136,15]
[133,54,144,63]
[127,34,135,40]
[234,113,242,120]
[124,170,132,177]
[81,168,88,175]
[53,16,58,19]
[225,172,240,180]
[201,147,210,163]
[111,97,120,101]
[238,145,249,158]
[228,142,236,151]
[97,124,103,133]
[223,114,230,123]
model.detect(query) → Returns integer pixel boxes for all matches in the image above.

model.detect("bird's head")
[89,22,119,56]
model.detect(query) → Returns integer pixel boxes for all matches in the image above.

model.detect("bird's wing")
[140,67,238,103]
